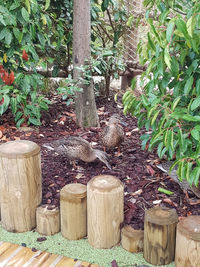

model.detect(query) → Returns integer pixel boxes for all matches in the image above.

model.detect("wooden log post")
[87,175,124,248]
[36,205,60,236]
[60,183,87,240]
[175,216,200,267]
[121,225,144,253]
[144,206,178,266]
[0,140,42,232]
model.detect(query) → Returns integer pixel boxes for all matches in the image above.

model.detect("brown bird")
[43,136,111,169]
[101,114,126,156]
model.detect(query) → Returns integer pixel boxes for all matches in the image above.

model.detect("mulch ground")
[1,92,200,230]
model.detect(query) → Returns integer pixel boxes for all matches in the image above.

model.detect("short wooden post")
[175,216,200,267]
[121,225,144,253]
[87,175,124,248]
[36,205,60,235]
[60,183,87,240]
[144,206,178,266]
[0,140,42,232]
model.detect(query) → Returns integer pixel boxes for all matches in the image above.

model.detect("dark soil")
[1,93,200,230]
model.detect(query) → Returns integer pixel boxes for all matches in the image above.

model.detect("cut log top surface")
[145,206,178,225]
[0,140,40,158]
[88,175,124,192]
[61,183,87,199]
[178,216,200,241]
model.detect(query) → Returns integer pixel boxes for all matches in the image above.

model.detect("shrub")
[123,0,200,186]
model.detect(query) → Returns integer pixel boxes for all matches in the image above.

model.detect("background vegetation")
[123,0,200,185]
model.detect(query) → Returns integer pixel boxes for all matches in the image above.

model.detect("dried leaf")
[146,165,155,176]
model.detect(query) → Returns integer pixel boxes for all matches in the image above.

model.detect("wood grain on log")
[60,183,87,240]
[87,175,124,248]
[144,206,178,265]
[0,140,42,232]
[36,205,60,236]
[175,216,200,267]
[121,225,144,252]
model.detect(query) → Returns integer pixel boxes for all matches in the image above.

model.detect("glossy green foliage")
[123,0,200,186]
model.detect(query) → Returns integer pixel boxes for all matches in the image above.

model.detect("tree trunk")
[73,0,99,127]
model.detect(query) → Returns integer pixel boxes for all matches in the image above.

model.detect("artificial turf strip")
[0,224,175,267]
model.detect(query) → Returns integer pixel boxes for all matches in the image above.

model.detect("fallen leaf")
[188,199,200,205]
[75,173,84,180]
[153,199,162,205]
[146,165,155,176]
[163,198,178,207]
[132,127,139,132]
[132,189,143,196]
[126,131,132,136]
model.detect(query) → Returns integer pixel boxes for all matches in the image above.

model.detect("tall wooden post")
[73,0,99,127]
[0,140,42,232]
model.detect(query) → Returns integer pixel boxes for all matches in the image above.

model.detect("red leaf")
[22,50,28,61]
[0,97,4,105]
[9,71,15,84]
[146,165,155,176]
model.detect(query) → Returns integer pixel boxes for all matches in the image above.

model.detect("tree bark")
[73,0,99,127]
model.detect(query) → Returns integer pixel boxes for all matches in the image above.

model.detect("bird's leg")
[103,146,106,152]
[72,160,77,169]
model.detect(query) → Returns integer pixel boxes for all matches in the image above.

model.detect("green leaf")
[151,110,160,125]
[172,96,181,111]
[147,32,156,52]
[5,31,12,45]
[45,0,50,11]
[191,96,200,111]
[25,0,31,13]
[28,117,41,126]
[191,129,199,141]
[13,28,21,40]
[194,167,200,187]
[196,79,200,95]
[141,95,149,106]
[187,16,195,38]
[14,111,23,122]
[182,114,200,122]
[184,76,193,95]
[158,187,174,195]
[16,118,25,128]
[176,18,189,38]
[11,97,17,114]
[164,47,171,69]
[166,20,175,43]
[21,7,30,22]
